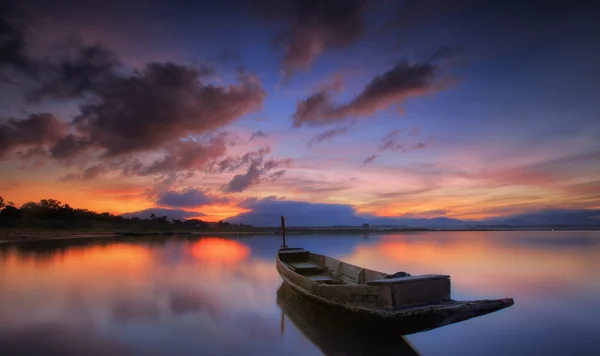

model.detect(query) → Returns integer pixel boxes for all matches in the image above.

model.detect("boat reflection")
[276,283,420,356]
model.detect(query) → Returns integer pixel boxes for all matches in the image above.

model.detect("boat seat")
[288,261,320,273]
[367,274,450,285]
[279,249,310,261]
[304,274,334,284]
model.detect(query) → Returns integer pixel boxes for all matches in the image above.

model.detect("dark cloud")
[249,130,268,141]
[157,188,229,208]
[49,134,92,161]
[256,0,368,75]
[221,151,291,193]
[308,126,348,146]
[0,113,68,158]
[207,147,272,173]
[293,60,445,126]
[70,63,264,156]
[140,137,228,176]
[363,129,427,164]
[59,163,107,182]
[29,44,119,101]
[2,54,265,180]
[0,0,34,75]
[362,154,377,165]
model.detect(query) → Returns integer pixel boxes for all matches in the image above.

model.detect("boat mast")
[280,215,287,248]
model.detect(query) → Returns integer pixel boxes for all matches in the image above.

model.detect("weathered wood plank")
[366,274,450,285]
[304,274,334,283]
[279,248,308,254]
[289,261,319,271]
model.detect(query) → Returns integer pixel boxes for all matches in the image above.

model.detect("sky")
[1,0,599,224]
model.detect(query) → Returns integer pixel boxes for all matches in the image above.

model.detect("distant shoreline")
[1,226,599,244]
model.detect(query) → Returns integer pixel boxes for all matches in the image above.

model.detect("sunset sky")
[1,0,599,223]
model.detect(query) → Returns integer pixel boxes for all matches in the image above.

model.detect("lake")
[1,231,599,355]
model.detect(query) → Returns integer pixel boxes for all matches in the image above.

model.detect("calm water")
[1,231,599,355]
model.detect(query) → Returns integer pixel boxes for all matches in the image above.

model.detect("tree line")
[0,196,233,230]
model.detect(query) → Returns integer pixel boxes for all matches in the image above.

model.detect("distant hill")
[121,208,201,221]
[225,202,600,228]
[227,212,473,228]
[479,209,600,227]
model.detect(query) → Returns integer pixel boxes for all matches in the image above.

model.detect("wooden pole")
[280,215,287,248]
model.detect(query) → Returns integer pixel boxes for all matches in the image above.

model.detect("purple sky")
[1,0,599,224]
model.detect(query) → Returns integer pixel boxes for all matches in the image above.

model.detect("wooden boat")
[277,283,420,356]
[275,216,514,334]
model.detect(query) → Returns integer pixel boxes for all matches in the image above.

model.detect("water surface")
[1,231,599,355]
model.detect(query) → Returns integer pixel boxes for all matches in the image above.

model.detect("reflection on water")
[1,231,599,355]
[277,283,419,356]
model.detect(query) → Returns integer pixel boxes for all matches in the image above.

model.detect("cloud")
[256,0,368,76]
[69,62,264,156]
[221,152,291,193]
[363,129,428,164]
[140,137,228,176]
[308,126,348,146]
[1,42,265,181]
[363,154,377,165]
[401,209,449,218]
[288,177,356,195]
[157,188,229,208]
[59,163,107,182]
[475,151,600,190]
[249,130,268,141]
[0,0,34,75]
[49,134,92,161]
[292,60,446,126]
[0,113,68,158]
[208,147,272,173]
[29,43,119,101]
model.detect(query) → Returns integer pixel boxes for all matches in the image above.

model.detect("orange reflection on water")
[340,232,600,300]
[188,238,250,264]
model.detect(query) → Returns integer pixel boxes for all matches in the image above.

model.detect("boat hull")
[276,251,514,334]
